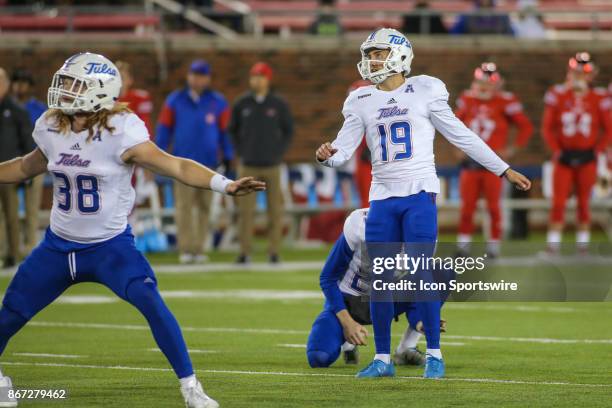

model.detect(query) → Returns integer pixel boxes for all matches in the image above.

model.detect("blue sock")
[0,306,28,356]
[126,280,193,379]
[370,301,394,354]
[418,301,441,349]
[406,305,421,329]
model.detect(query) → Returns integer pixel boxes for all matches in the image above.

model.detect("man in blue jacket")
[156,60,234,264]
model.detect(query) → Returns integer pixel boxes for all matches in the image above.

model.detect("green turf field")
[0,246,610,407]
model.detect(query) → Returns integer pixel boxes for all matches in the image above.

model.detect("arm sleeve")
[541,91,560,154]
[155,100,175,151]
[218,105,234,161]
[118,114,150,160]
[596,96,612,153]
[428,79,509,176]
[319,96,365,168]
[505,99,534,148]
[319,233,354,314]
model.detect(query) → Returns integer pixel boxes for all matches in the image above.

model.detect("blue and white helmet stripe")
[357,28,414,84]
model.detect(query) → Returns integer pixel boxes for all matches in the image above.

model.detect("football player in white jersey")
[0,52,265,408]
[307,208,448,369]
[316,29,530,379]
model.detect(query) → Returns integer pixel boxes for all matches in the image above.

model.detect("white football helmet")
[357,28,414,85]
[48,52,122,114]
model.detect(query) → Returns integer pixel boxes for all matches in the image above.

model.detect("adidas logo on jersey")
[387,98,397,104]
[70,143,82,151]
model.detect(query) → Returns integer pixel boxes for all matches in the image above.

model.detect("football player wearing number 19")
[315,28,531,379]
[0,53,265,408]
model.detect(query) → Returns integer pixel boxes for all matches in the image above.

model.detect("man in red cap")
[455,62,533,257]
[542,52,611,254]
[229,62,294,264]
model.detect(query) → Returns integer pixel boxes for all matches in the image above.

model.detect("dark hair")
[11,68,34,85]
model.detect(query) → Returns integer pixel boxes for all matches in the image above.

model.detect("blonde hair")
[45,103,132,142]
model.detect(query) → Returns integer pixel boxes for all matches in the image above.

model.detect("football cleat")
[181,381,219,408]
[179,253,194,265]
[343,347,359,365]
[235,254,251,265]
[423,355,445,379]
[0,373,18,407]
[193,254,209,264]
[393,347,425,366]
[356,360,395,378]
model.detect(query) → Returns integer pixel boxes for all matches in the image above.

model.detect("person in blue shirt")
[11,69,47,253]
[307,208,448,368]
[156,60,234,264]
[450,0,514,35]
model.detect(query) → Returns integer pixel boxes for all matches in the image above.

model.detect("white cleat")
[179,253,194,265]
[181,381,219,408]
[193,254,209,264]
[0,374,17,407]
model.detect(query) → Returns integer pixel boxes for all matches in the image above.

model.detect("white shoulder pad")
[117,112,150,159]
[411,75,449,103]
[343,208,368,251]
[347,85,375,107]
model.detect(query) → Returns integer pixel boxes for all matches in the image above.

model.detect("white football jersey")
[320,75,510,201]
[33,112,149,243]
[338,208,369,297]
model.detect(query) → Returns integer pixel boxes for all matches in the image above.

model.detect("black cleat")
[343,347,359,365]
[235,254,251,264]
[269,254,280,264]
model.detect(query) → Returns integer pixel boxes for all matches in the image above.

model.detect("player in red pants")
[542,53,611,253]
[455,63,533,257]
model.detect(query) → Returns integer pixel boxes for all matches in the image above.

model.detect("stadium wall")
[1,35,611,166]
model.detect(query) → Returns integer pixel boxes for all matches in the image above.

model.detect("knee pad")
[307,350,334,368]
[125,279,163,314]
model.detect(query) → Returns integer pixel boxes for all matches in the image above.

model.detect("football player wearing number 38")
[315,28,530,380]
[0,53,265,408]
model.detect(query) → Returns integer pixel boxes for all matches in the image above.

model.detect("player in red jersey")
[455,62,533,257]
[116,60,154,134]
[542,52,611,253]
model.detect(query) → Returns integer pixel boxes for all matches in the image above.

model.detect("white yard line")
[28,321,612,344]
[2,361,610,388]
[147,348,218,354]
[278,344,307,348]
[12,353,86,359]
[153,261,325,274]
